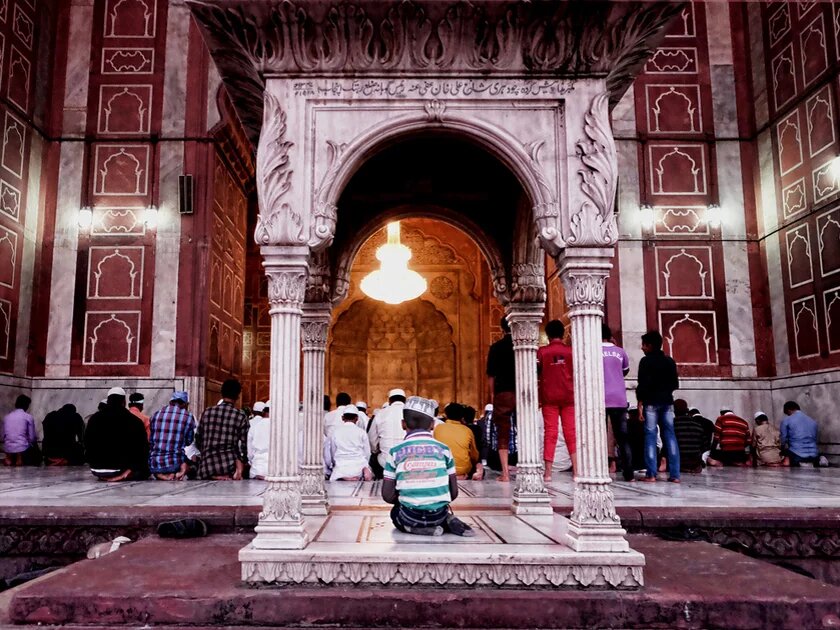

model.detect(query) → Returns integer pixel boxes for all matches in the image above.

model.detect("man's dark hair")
[221,379,242,400]
[323,395,331,411]
[336,392,352,406]
[14,394,30,410]
[500,316,510,334]
[641,330,663,350]
[128,393,144,408]
[404,409,433,431]
[545,320,565,340]
[602,324,613,342]
[444,402,464,421]
[755,414,768,424]
[783,400,800,413]
[107,393,126,406]
[463,405,476,424]
[389,393,406,404]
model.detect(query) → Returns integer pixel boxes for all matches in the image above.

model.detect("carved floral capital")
[571,481,621,526]
[511,262,546,303]
[260,480,303,523]
[266,268,307,310]
[561,270,608,314]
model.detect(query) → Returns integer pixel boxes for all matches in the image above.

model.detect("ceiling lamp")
[361,222,427,305]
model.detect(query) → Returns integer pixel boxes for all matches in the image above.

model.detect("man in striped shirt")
[382,396,474,537]
[707,409,752,467]
[149,391,196,480]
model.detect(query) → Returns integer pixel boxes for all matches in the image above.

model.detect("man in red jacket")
[537,320,576,480]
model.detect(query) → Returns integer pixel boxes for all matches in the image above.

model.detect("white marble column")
[508,303,552,515]
[252,246,310,550]
[300,303,330,516]
[559,252,628,553]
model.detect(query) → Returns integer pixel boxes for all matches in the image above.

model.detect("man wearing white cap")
[248,401,270,479]
[354,401,370,432]
[369,388,408,475]
[250,401,266,426]
[324,392,352,440]
[324,405,373,481]
[84,386,149,481]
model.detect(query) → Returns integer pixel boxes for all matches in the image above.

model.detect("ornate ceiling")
[187,0,685,144]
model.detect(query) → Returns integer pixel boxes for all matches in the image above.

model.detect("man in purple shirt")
[3,395,37,466]
[602,325,633,481]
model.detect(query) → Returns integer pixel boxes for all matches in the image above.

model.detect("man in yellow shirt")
[434,403,481,480]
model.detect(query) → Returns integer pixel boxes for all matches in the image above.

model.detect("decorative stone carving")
[425,99,446,121]
[254,92,305,246]
[568,92,619,247]
[266,268,307,309]
[300,319,329,351]
[188,0,685,142]
[510,262,546,303]
[309,201,338,250]
[260,480,302,523]
[305,252,332,304]
[563,270,607,314]
[571,482,622,525]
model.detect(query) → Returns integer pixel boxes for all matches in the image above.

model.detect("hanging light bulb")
[361,222,427,305]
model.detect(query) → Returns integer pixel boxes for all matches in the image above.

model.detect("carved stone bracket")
[567,92,619,248]
[510,262,547,304]
[255,92,306,246]
[305,251,332,304]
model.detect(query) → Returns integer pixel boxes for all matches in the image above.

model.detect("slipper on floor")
[157,518,208,539]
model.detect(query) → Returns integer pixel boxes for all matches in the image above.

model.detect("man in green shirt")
[382,396,475,537]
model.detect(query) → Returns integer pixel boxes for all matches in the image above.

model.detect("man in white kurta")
[368,389,407,470]
[247,403,269,479]
[324,405,372,481]
[324,392,352,439]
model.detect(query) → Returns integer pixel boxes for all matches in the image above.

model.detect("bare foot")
[641,476,657,483]
[497,475,510,482]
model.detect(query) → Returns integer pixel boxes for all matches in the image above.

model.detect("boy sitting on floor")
[382,395,474,537]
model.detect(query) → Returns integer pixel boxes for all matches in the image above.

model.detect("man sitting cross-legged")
[382,396,475,537]
[196,379,249,480]
[324,405,373,481]
[149,391,196,480]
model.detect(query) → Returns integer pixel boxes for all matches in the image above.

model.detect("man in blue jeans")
[636,330,681,483]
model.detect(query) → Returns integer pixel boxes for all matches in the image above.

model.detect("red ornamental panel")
[785,224,814,288]
[771,44,797,110]
[7,46,29,112]
[791,296,820,359]
[645,85,702,134]
[782,178,807,218]
[0,223,15,289]
[654,206,710,236]
[655,246,714,299]
[91,207,146,236]
[664,4,695,39]
[812,157,840,203]
[648,143,707,196]
[1,111,24,179]
[83,311,141,365]
[0,297,10,360]
[800,14,828,87]
[818,209,840,277]
[659,311,718,366]
[768,3,791,46]
[776,109,803,176]
[86,246,144,300]
[93,144,150,199]
[101,47,154,74]
[97,85,153,135]
[103,0,157,39]
[644,47,698,74]
[806,85,835,158]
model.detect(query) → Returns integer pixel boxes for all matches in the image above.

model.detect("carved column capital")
[255,92,307,246]
[510,262,547,303]
[558,253,613,316]
[567,92,619,248]
[301,303,330,351]
[262,246,309,313]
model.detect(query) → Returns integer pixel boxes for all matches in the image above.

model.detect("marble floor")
[0,465,838,509]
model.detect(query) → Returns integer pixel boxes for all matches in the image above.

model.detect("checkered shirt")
[148,404,196,474]
[196,401,249,479]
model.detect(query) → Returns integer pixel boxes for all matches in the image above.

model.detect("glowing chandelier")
[361,222,427,305]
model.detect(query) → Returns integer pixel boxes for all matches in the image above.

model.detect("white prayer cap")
[100,398,108,405]
[754,411,768,420]
[484,403,493,412]
[253,402,266,413]
[107,386,126,397]
[388,388,406,398]
[217,399,224,405]
[342,404,359,417]
[405,396,436,419]
[265,400,271,408]
[381,402,390,408]
[356,400,368,410]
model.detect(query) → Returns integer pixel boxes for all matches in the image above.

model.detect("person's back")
[196,402,249,479]
[326,414,371,480]
[3,395,37,465]
[369,394,406,469]
[42,404,85,465]
[781,409,819,458]
[753,415,784,466]
[247,413,270,479]
[715,412,751,451]
[434,415,478,477]
[85,391,149,479]
[149,393,196,478]
[673,408,712,472]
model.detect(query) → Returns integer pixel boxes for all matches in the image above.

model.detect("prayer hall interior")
[2,1,840,628]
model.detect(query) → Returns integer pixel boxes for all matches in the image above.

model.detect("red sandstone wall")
[0,0,56,376]
[632,2,733,378]
[760,1,840,373]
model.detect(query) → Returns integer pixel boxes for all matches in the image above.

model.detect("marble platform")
[239,510,644,587]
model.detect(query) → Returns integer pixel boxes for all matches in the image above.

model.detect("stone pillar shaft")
[300,304,330,515]
[253,246,310,550]
[508,303,552,515]
[560,253,628,552]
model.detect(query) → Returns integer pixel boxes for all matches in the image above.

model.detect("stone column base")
[564,520,630,553]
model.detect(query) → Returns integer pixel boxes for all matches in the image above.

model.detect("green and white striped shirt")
[384,430,455,511]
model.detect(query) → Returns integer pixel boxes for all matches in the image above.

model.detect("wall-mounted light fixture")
[144,205,159,229]
[706,203,722,228]
[78,206,93,230]
[639,203,655,230]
